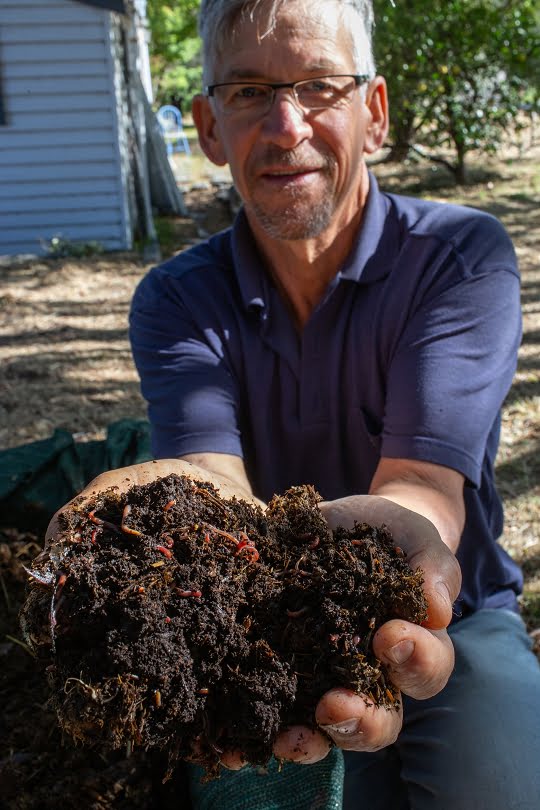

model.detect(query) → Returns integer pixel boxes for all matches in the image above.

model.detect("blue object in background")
[157,105,191,155]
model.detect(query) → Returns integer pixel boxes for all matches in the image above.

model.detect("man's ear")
[363,77,389,155]
[192,94,228,166]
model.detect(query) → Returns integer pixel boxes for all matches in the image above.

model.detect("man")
[51,0,540,806]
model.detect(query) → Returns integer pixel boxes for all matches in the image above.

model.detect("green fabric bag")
[188,750,344,810]
[0,419,152,532]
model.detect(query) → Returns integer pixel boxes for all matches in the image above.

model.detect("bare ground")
[1,149,539,638]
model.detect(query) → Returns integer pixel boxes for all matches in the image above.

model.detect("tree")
[146,0,202,111]
[374,0,540,183]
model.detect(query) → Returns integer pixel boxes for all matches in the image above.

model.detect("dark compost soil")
[17,475,426,783]
[1,528,194,810]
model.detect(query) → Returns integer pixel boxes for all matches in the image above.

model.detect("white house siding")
[0,0,131,255]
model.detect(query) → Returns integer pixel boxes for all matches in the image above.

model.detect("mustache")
[252,145,335,173]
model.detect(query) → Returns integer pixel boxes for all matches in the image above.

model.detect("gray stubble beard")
[248,195,336,240]
[244,147,339,240]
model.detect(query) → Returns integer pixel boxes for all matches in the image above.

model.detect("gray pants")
[343,609,540,810]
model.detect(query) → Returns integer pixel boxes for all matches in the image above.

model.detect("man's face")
[195,1,380,241]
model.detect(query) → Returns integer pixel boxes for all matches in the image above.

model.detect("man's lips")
[260,165,320,173]
[258,166,322,180]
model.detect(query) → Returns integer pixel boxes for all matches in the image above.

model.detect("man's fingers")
[373,621,455,699]
[315,689,403,752]
[406,541,461,630]
[219,750,248,770]
[226,624,453,764]
[319,495,462,630]
[273,726,332,764]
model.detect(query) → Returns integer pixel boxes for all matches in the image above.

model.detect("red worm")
[235,542,259,562]
[88,510,120,533]
[155,545,173,558]
[161,533,175,548]
[286,606,309,618]
[243,547,260,562]
[121,504,143,536]
[175,589,202,598]
[201,522,239,546]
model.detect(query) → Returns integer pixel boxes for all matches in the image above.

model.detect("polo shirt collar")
[231,209,269,314]
[230,171,395,313]
[338,172,396,284]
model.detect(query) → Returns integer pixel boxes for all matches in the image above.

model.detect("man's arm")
[179,452,264,506]
[369,457,465,553]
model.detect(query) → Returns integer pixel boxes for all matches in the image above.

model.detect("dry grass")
[1,146,539,631]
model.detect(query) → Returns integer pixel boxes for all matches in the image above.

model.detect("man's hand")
[262,495,460,765]
[45,467,460,768]
[45,458,261,545]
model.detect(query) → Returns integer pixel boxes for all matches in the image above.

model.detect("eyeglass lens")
[212,75,361,114]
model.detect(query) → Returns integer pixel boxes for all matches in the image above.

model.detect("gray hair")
[198,0,376,84]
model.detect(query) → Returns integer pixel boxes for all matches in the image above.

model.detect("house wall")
[0,0,131,255]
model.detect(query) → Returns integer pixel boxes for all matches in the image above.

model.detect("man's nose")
[260,90,312,147]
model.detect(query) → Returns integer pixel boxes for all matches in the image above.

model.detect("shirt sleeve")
[129,266,243,461]
[381,217,521,487]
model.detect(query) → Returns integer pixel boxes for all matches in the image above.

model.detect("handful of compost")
[20,475,427,776]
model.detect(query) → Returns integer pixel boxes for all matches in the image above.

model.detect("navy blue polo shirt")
[130,174,523,618]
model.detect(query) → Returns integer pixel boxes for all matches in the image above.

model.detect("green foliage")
[147,0,202,110]
[44,236,104,258]
[146,1,539,181]
[374,0,540,182]
[147,0,199,51]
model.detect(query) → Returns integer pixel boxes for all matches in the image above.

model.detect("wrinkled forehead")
[207,0,355,78]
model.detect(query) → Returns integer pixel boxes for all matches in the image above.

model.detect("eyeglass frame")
[205,74,371,115]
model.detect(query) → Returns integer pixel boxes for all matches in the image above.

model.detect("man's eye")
[302,80,333,93]
[235,85,268,99]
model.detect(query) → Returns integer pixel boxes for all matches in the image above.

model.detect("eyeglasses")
[206,74,370,116]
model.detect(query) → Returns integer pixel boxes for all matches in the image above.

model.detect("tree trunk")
[385,141,412,163]
[453,143,468,185]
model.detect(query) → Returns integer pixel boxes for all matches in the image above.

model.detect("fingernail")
[220,756,247,771]
[386,639,414,665]
[320,718,361,736]
[435,580,451,605]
